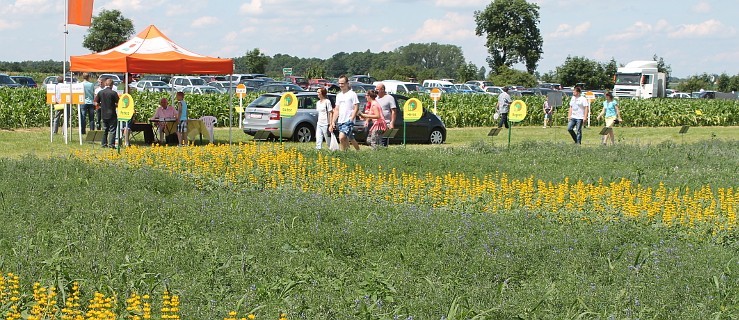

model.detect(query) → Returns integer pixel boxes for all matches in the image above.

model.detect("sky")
[1,0,737,78]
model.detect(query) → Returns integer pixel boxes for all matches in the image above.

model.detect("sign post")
[429,88,441,114]
[235,84,247,128]
[282,67,293,76]
[507,100,528,148]
[280,92,298,142]
[584,91,596,127]
[117,93,135,152]
[402,98,423,145]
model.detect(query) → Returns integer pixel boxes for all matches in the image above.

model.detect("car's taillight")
[270,111,280,120]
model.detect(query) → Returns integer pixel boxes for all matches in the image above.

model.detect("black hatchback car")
[9,76,37,88]
[0,74,22,88]
[353,93,446,144]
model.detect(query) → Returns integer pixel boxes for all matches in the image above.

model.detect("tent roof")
[70,25,233,75]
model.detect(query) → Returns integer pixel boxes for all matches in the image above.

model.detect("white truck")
[613,60,666,99]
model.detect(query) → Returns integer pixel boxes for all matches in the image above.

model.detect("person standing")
[175,91,188,146]
[543,99,553,128]
[597,92,622,145]
[315,87,333,150]
[329,75,360,151]
[497,86,512,128]
[567,87,589,144]
[80,73,95,133]
[375,82,397,146]
[95,78,119,148]
[93,78,106,130]
[359,89,387,150]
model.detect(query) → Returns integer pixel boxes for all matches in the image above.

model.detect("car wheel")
[293,124,314,143]
[428,128,444,144]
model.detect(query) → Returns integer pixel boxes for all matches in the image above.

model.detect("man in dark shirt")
[94,78,119,148]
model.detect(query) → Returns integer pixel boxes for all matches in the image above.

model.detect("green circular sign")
[280,92,298,118]
[117,93,135,121]
[508,100,527,123]
[403,98,423,122]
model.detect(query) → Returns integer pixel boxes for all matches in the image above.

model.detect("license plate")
[249,113,262,119]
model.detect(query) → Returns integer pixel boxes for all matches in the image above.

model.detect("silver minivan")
[241,92,335,142]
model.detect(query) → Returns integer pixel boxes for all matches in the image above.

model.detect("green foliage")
[2,89,738,129]
[653,54,672,80]
[456,62,478,83]
[0,142,737,318]
[554,56,614,89]
[488,65,536,87]
[676,73,714,92]
[0,61,66,74]
[82,9,135,53]
[234,48,270,74]
[474,0,543,73]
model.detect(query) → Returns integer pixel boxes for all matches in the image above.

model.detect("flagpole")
[63,0,70,144]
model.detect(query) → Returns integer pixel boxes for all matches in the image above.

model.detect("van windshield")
[405,83,419,91]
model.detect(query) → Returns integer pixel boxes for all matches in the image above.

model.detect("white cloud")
[191,16,218,28]
[692,1,711,13]
[326,24,364,42]
[381,27,393,34]
[240,0,263,15]
[606,21,655,41]
[224,31,238,42]
[668,19,735,38]
[0,19,21,30]
[1,0,54,15]
[107,0,143,10]
[435,0,488,7]
[303,25,315,34]
[548,22,591,38]
[411,13,474,42]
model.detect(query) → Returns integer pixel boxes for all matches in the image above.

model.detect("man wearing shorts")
[175,91,188,146]
[329,75,360,151]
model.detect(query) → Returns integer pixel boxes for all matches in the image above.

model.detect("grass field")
[0,126,737,319]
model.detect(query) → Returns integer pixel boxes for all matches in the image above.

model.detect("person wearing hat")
[496,86,512,128]
[152,97,178,143]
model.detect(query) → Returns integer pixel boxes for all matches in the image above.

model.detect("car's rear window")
[249,95,280,108]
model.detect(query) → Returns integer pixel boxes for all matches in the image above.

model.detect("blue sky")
[1,0,737,77]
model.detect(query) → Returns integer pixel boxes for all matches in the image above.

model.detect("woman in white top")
[315,87,333,149]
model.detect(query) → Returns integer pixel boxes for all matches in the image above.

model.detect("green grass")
[0,127,737,319]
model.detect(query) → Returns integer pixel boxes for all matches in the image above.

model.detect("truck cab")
[613,60,666,99]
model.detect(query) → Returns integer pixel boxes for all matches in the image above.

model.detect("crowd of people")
[52,73,190,148]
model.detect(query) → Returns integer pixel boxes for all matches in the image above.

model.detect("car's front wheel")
[292,124,314,142]
[428,128,444,144]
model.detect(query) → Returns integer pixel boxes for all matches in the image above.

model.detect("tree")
[82,9,134,53]
[474,0,543,74]
[393,43,465,78]
[235,48,270,74]
[716,73,732,92]
[457,62,478,82]
[652,54,671,81]
[477,66,486,80]
[488,65,536,87]
[676,74,713,93]
[555,56,613,89]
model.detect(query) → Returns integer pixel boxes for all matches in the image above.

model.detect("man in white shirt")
[329,75,360,151]
[497,87,512,128]
[567,87,590,144]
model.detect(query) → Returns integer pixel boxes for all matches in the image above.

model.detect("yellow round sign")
[508,100,527,123]
[117,93,135,121]
[280,92,298,118]
[430,88,442,102]
[236,84,247,98]
[403,98,423,122]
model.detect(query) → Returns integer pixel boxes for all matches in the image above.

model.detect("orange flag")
[68,0,94,26]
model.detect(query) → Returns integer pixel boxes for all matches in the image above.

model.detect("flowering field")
[1,139,738,319]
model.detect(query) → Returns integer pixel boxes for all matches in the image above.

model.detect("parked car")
[284,76,309,89]
[133,80,172,92]
[0,74,22,88]
[181,85,221,95]
[140,74,172,84]
[349,75,377,84]
[240,78,269,89]
[9,76,37,88]
[465,80,494,90]
[374,80,421,94]
[353,93,446,144]
[669,92,692,99]
[484,86,504,95]
[43,75,78,86]
[171,76,207,91]
[241,91,334,142]
[259,83,304,93]
[350,82,376,93]
[209,81,239,93]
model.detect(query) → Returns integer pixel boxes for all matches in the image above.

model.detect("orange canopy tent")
[70,25,233,74]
